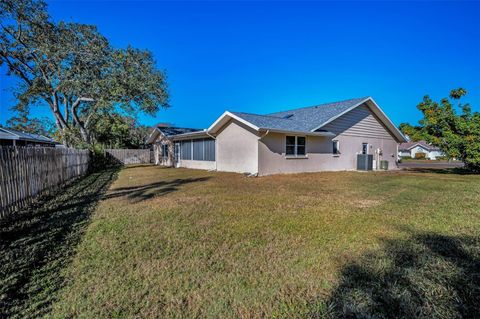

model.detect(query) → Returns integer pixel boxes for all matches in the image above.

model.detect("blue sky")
[1,1,479,129]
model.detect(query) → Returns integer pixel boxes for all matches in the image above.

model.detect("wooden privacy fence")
[0,146,90,218]
[105,149,152,165]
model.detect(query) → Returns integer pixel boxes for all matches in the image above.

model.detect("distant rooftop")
[399,140,441,151]
[0,127,57,144]
[156,126,202,137]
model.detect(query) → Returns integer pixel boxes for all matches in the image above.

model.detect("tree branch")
[63,95,70,124]
[0,52,33,86]
[2,24,51,85]
[71,97,95,143]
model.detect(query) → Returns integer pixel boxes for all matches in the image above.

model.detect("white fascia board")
[145,128,161,144]
[408,143,430,151]
[366,97,408,142]
[171,130,210,141]
[207,111,260,134]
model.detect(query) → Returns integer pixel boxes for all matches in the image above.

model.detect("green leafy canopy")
[0,0,169,147]
[416,88,480,171]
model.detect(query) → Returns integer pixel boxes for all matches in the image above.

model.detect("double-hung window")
[285,136,306,156]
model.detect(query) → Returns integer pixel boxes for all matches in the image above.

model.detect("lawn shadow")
[402,167,475,175]
[104,176,211,203]
[314,228,480,318]
[0,169,118,319]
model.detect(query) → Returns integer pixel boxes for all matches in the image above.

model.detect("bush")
[414,152,427,159]
[88,144,122,172]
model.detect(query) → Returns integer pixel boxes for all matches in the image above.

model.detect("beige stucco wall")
[216,119,259,174]
[258,134,398,175]
[258,105,399,175]
[178,159,216,170]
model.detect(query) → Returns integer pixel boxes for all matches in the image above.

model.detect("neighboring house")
[398,140,445,160]
[0,127,58,147]
[147,97,407,175]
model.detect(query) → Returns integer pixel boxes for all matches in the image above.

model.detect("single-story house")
[147,97,407,175]
[398,140,445,160]
[0,127,59,147]
[147,126,201,166]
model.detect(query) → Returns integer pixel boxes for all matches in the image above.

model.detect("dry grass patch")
[41,165,480,318]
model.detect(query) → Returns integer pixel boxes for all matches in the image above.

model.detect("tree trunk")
[71,97,94,145]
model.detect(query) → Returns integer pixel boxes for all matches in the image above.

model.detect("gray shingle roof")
[231,97,368,132]
[0,127,57,143]
[157,127,202,137]
[230,112,309,132]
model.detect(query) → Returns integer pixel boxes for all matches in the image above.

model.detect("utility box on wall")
[357,154,373,171]
[380,160,389,170]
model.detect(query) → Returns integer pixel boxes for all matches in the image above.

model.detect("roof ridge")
[157,126,201,129]
[231,111,286,119]
[268,97,369,115]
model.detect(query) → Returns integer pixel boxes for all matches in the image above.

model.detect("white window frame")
[285,135,307,158]
[333,140,340,156]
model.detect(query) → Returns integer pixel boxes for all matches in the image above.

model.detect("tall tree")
[88,113,150,149]
[6,111,54,136]
[398,123,426,142]
[0,0,169,147]
[417,88,480,171]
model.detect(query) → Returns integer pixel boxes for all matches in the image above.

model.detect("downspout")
[396,143,399,167]
[258,130,270,140]
[205,130,217,171]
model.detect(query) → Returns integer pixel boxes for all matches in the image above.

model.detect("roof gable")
[209,98,366,135]
[146,126,203,144]
[208,97,406,142]
[268,97,367,132]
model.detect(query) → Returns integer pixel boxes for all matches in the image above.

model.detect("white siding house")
[398,141,445,160]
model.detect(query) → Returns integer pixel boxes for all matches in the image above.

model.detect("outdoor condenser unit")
[357,154,373,171]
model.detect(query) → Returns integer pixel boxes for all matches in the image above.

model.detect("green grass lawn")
[2,166,480,318]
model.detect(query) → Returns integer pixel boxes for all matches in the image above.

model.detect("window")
[181,140,191,160]
[362,143,369,155]
[193,139,204,161]
[285,136,306,156]
[333,140,340,155]
[180,139,215,161]
[204,139,216,161]
[161,144,169,159]
[286,136,296,155]
[297,137,306,155]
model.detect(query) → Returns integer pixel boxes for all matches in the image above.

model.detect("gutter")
[171,129,209,140]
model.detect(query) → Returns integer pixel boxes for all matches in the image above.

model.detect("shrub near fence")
[0,146,90,217]
[104,149,152,165]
